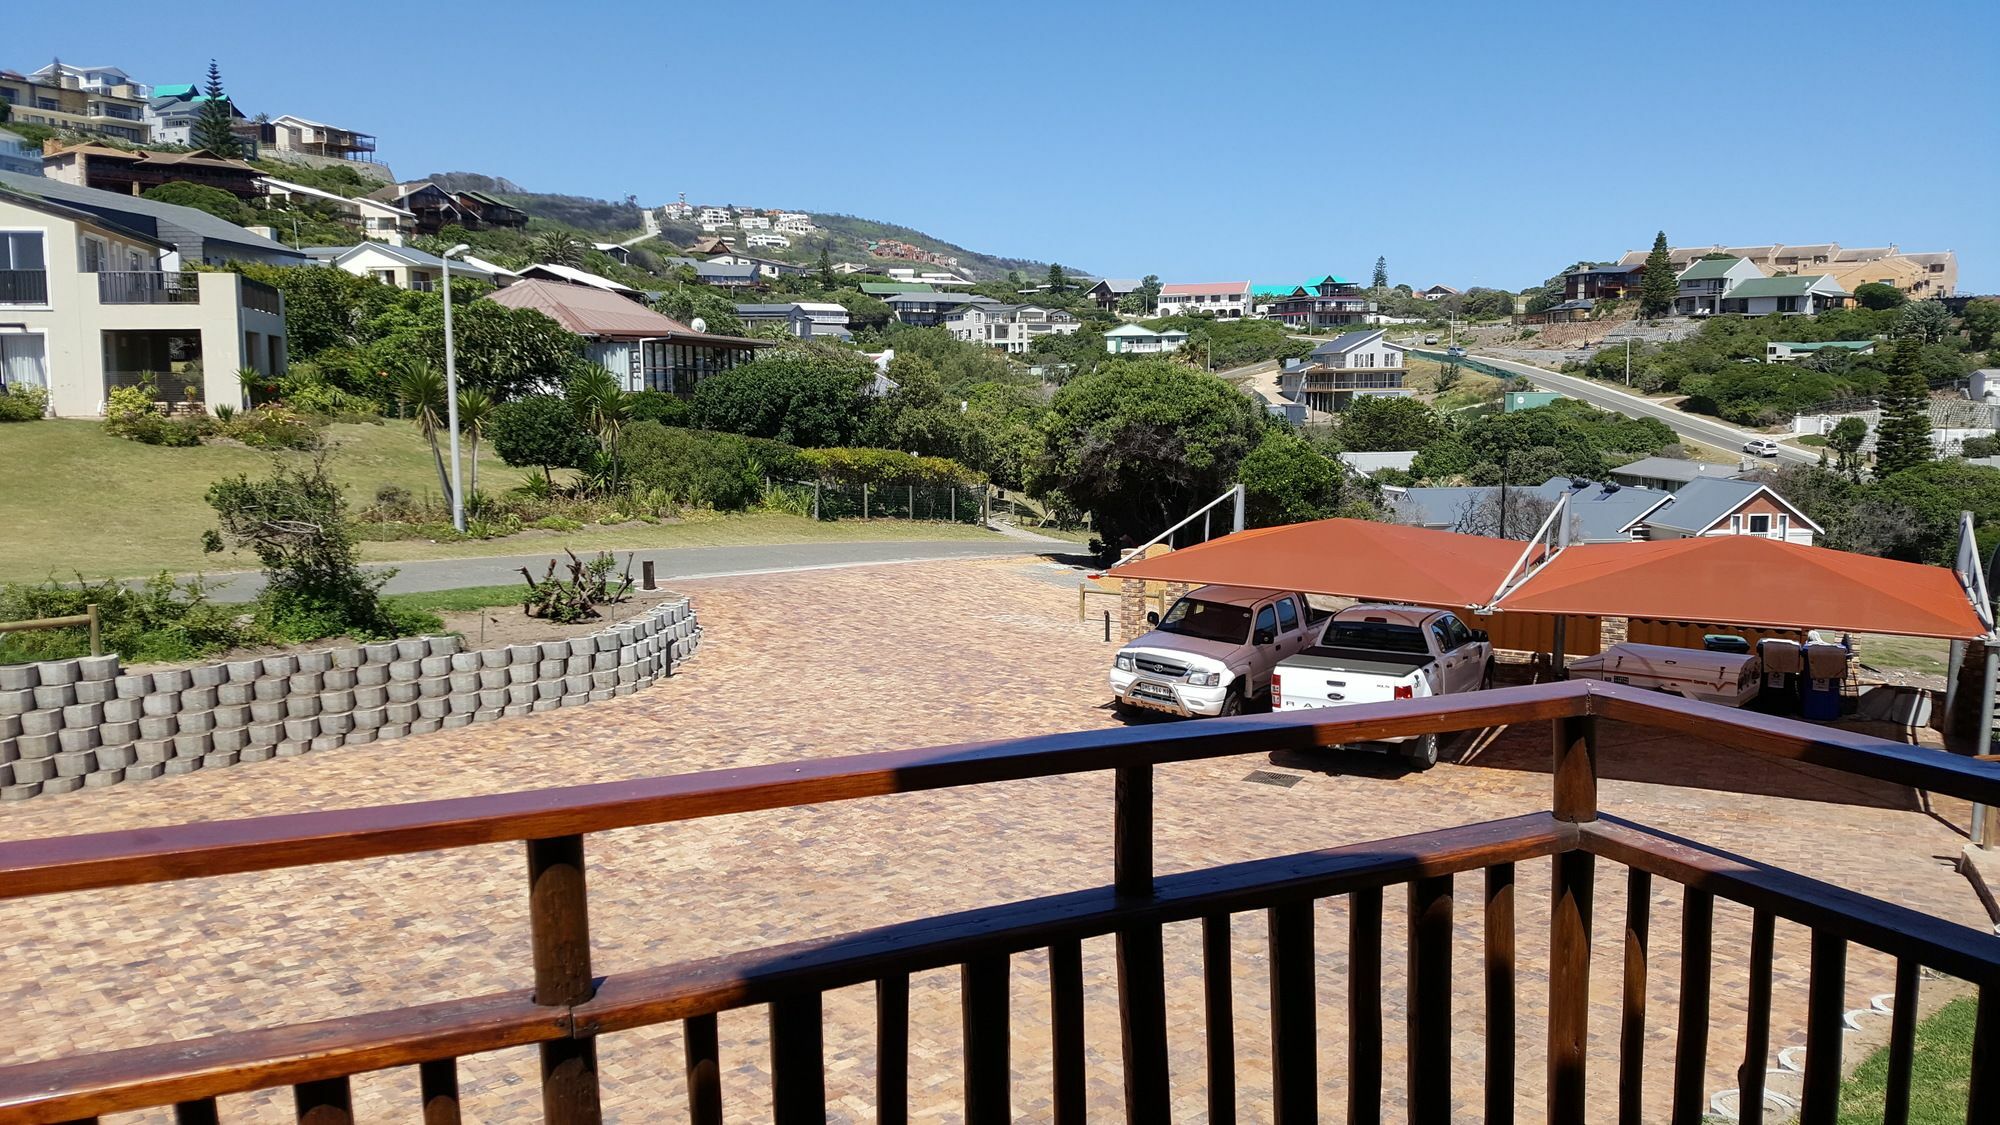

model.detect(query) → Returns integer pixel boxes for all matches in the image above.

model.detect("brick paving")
[0,556,1986,1123]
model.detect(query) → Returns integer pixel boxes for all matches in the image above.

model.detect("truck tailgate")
[1275,646,1434,710]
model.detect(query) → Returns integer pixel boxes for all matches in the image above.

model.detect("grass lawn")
[1856,633,1952,678]
[382,584,526,614]
[0,420,1003,583]
[1838,995,1975,1123]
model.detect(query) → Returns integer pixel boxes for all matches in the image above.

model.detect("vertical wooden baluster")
[174,1099,220,1125]
[527,834,600,1125]
[1549,714,1597,1125]
[1485,864,1516,1125]
[1048,941,1085,1125]
[878,974,911,1125]
[1114,763,1169,1122]
[1669,888,1714,1125]
[1798,930,1847,1125]
[1880,958,1918,1125]
[1967,981,1997,1124]
[1738,911,1775,1125]
[1203,912,1237,1124]
[1618,869,1652,1125]
[1348,887,1383,1125]
[963,955,1010,1125]
[1408,876,1454,1125]
[419,1058,461,1125]
[770,993,826,1124]
[685,1013,722,1125]
[1268,900,1317,1125]
[293,1076,353,1125]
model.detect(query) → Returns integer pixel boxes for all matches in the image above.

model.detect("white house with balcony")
[1102,323,1189,354]
[695,207,732,226]
[309,242,498,292]
[0,188,286,417]
[736,215,771,230]
[1279,328,1411,414]
[774,215,815,235]
[744,231,791,249]
[1155,281,1252,319]
[945,304,1081,354]
[1673,257,1766,316]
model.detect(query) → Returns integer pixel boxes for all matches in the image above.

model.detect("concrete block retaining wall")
[0,597,701,802]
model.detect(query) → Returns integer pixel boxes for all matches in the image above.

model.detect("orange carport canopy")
[1495,535,1988,639]
[1108,518,1527,609]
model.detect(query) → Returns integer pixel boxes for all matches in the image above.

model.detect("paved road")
[1466,352,1817,464]
[197,538,1058,603]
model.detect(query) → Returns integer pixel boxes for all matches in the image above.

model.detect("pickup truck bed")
[1283,645,1432,678]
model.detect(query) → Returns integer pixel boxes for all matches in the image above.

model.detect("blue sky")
[12,1,1998,290]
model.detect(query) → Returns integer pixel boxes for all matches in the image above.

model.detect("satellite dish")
[690,317,708,333]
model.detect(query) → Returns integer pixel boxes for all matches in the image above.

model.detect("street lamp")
[441,243,470,532]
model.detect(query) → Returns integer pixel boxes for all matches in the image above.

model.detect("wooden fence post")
[527,835,600,1124]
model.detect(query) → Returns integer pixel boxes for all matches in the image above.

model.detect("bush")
[203,455,397,642]
[621,422,763,510]
[690,347,873,446]
[0,383,49,422]
[797,446,981,486]
[626,390,692,427]
[223,405,325,450]
[103,381,162,437]
[491,394,597,479]
[281,376,383,420]
[124,413,211,446]
[0,573,257,664]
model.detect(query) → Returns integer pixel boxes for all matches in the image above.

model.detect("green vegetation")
[191,60,243,157]
[1640,231,1677,319]
[1747,461,2000,564]
[1141,314,1312,369]
[142,181,250,224]
[381,584,527,615]
[1854,281,1908,310]
[0,383,49,422]
[1411,399,1678,484]
[0,574,257,664]
[1873,344,1936,478]
[1838,996,1975,1123]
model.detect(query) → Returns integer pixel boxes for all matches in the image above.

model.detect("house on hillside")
[736,215,770,230]
[1672,257,1766,316]
[1083,278,1142,311]
[259,115,378,165]
[0,186,287,417]
[1606,456,1755,493]
[885,291,998,327]
[1102,323,1188,354]
[364,183,525,235]
[744,232,791,249]
[487,279,768,396]
[1420,284,1460,301]
[143,85,258,152]
[1388,476,1818,545]
[517,262,645,300]
[0,68,150,144]
[1155,281,1252,319]
[660,256,759,288]
[1616,241,1956,301]
[709,252,808,279]
[592,243,632,265]
[774,215,815,235]
[259,177,413,243]
[0,129,40,176]
[734,301,851,340]
[1280,328,1410,414]
[695,207,731,226]
[0,169,307,267]
[945,304,1081,354]
[1265,276,1373,330]
[42,144,265,202]
[312,242,497,292]
[1721,275,1849,317]
[452,191,528,231]
[1561,264,1645,302]
[687,236,734,256]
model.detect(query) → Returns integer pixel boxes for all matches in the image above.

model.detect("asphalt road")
[1467,352,1817,465]
[196,539,1059,603]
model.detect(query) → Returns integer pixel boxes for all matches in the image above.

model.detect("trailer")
[1565,642,1762,708]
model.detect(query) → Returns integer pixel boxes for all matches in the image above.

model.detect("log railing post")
[418,1059,460,1125]
[1485,863,1516,1125]
[1548,713,1597,1125]
[1552,713,1598,823]
[527,834,600,1125]
[1113,763,1168,1121]
[1408,875,1454,1125]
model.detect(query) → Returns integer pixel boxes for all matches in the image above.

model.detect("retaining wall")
[0,597,701,802]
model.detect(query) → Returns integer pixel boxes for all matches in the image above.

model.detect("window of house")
[0,333,48,389]
[1777,514,1790,537]
[81,237,105,272]
[1748,514,1771,535]
[0,230,46,272]
[1730,515,1743,533]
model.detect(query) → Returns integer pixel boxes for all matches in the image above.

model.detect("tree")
[567,367,631,493]
[1239,429,1342,526]
[1045,263,1069,295]
[531,231,587,267]
[815,242,835,289]
[1639,231,1677,319]
[191,61,241,157]
[1961,299,2000,351]
[653,285,744,336]
[201,455,391,640]
[690,345,873,446]
[1853,282,1907,311]
[1892,299,1953,346]
[1872,343,1934,478]
[1372,256,1388,289]
[1027,358,1265,547]
[1827,416,1867,478]
[1338,395,1446,452]
[862,354,968,459]
[1459,288,1516,319]
[490,394,596,481]
[1121,275,1163,315]
[456,388,494,499]
[1450,488,1573,542]
[395,363,454,510]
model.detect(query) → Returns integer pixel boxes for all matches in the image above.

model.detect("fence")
[0,605,101,658]
[777,479,987,524]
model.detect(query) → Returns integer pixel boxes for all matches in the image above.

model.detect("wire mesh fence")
[770,480,989,524]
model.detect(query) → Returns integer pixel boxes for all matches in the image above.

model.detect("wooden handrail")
[4,679,1995,903]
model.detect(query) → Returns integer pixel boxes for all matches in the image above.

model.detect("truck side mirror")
[1473,629,1490,644]
[1255,628,1275,646]
[1145,610,1159,626]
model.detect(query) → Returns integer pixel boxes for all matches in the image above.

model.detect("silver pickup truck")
[1272,604,1493,768]
[1109,585,1327,717]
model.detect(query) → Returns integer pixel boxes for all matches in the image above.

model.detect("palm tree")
[531,231,586,268]
[567,368,630,494]
[456,388,495,501]
[395,362,453,509]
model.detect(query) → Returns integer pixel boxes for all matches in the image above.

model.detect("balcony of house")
[1302,369,1407,392]
[96,270,202,305]
[101,327,210,408]
[0,682,1990,1123]
[0,268,50,306]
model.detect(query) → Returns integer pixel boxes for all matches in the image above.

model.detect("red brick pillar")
[1120,580,1149,641]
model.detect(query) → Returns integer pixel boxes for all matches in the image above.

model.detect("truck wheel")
[1481,660,1496,690]
[1218,687,1243,717]
[1402,733,1440,770]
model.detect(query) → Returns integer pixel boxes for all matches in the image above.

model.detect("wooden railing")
[0,680,1996,1124]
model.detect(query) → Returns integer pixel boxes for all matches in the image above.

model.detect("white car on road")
[1743,438,1782,457]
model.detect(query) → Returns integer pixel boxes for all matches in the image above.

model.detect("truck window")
[1275,598,1299,632]
[1157,598,1253,643]
[1441,615,1474,650]
[1254,605,1277,641]
[1430,621,1452,655]
[1320,619,1428,654]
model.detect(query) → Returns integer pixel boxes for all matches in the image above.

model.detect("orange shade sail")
[1108,519,1528,609]
[1494,535,1987,639]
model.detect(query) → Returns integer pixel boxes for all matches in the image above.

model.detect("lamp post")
[441,243,470,532]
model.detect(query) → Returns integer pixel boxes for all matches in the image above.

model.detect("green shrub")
[627,390,691,427]
[124,414,211,446]
[103,381,162,437]
[282,377,383,420]
[203,455,396,641]
[530,515,584,532]
[0,573,257,664]
[491,394,596,479]
[0,383,49,422]
[621,422,763,510]
[223,405,325,450]
[798,446,982,485]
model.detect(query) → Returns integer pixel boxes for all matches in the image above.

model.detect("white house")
[744,231,791,249]
[1102,323,1188,354]
[1673,257,1767,316]
[776,212,810,224]
[945,304,1082,353]
[314,242,498,291]
[775,216,815,235]
[696,207,732,225]
[736,215,771,230]
[1280,328,1410,413]
[0,189,287,417]
[1722,274,1850,316]
[1156,281,1252,319]
[258,177,413,243]
[734,301,851,340]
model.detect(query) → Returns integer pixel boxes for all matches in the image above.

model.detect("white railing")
[1110,483,1246,568]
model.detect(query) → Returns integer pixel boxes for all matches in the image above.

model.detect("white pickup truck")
[1272,604,1494,769]
[1109,585,1327,718]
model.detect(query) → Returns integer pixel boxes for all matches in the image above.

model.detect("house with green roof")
[1673,256,1767,316]
[1720,274,1849,317]
[1264,275,1373,330]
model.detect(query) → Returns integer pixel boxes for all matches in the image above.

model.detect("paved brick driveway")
[0,556,1984,1122]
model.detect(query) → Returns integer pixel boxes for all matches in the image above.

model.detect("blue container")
[1800,677,1842,720]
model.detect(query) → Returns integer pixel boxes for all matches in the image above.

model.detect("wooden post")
[419,1059,460,1125]
[87,604,101,657]
[527,835,600,1124]
[1550,719,1597,1125]
[1553,714,1598,823]
[1114,764,1168,1120]
[641,560,656,591]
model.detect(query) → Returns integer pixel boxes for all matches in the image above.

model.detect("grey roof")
[1390,479,1672,543]
[0,169,307,265]
[1088,278,1143,293]
[1643,478,1819,534]
[733,303,799,316]
[1312,328,1391,356]
[0,184,171,249]
[1608,456,1748,485]
[661,256,758,281]
[337,242,497,277]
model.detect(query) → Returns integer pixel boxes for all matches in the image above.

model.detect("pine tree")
[1046,262,1068,294]
[1639,231,1677,319]
[816,241,835,289]
[191,60,242,157]
[1371,256,1388,289]
[1872,343,1934,478]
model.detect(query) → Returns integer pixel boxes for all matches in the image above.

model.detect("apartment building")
[0,186,287,417]
[1278,328,1410,414]
[774,215,815,235]
[1616,241,1956,300]
[945,304,1081,354]
[1265,276,1374,330]
[1156,281,1252,319]
[0,68,150,144]
[696,207,732,226]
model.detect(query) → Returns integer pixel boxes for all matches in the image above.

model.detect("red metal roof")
[485,280,766,346]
